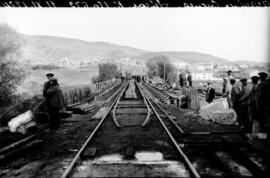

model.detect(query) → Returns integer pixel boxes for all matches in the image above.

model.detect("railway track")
[140,82,270,178]
[61,80,200,177]
[61,80,270,177]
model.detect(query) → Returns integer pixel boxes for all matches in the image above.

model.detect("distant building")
[55,57,70,68]
[215,63,240,72]
[115,57,147,75]
[191,71,213,81]
[173,62,188,70]
[188,63,214,71]
[239,64,249,69]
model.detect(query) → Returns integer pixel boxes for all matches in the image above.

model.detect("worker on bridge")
[43,74,65,130]
[205,82,215,103]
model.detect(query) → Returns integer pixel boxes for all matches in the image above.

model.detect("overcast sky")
[0,8,269,62]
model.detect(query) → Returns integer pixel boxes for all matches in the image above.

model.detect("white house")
[191,71,214,81]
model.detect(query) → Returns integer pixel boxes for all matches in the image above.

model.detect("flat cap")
[46,73,54,77]
[251,76,259,80]
[258,72,268,79]
[250,76,259,82]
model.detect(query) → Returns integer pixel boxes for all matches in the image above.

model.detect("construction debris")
[66,102,97,114]
[199,98,237,125]
[92,107,110,119]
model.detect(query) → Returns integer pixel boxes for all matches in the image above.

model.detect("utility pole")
[163,61,166,84]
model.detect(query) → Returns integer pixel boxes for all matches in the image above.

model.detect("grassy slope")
[17,68,99,97]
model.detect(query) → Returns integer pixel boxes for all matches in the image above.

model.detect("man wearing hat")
[43,73,54,99]
[256,72,270,139]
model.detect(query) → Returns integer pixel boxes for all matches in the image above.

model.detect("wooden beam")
[0,135,35,155]
[0,139,43,162]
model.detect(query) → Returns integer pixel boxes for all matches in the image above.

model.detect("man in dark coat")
[222,78,228,97]
[229,79,241,116]
[248,76,260,138]
[206,82,215,103]
[187,72,192,87]
[249,76,259,121]
[46,78,64,130]
[239,78,251,131]
[256,72,270,138]
[179,74,184,88]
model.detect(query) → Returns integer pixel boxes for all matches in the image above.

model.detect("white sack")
[8,110,34,133]
[16,121,36,134]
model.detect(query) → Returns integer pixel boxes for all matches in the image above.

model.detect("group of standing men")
[179,72,193,88]
[222,70,270,138]
[43,73,65,130]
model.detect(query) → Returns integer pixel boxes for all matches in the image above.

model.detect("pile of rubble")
[199,98,237,125]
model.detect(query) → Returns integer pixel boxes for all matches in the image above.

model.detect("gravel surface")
[160,104,241,133]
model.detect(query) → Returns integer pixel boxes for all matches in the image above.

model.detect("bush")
[146,55,177,85]
[0,24,25,107]
[92,63,121,83]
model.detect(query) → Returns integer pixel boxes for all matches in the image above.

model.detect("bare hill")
[133,51,229,64]
[18,34,230,64]
[19,34,148,63]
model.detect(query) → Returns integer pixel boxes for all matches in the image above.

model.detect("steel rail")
[141,84,185,134]
[151,101,184,133]
[148,83,172,99]
[135,83,151,127]
[142,85,200,178]
[61,82,126,178]
[112,82,129,127]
